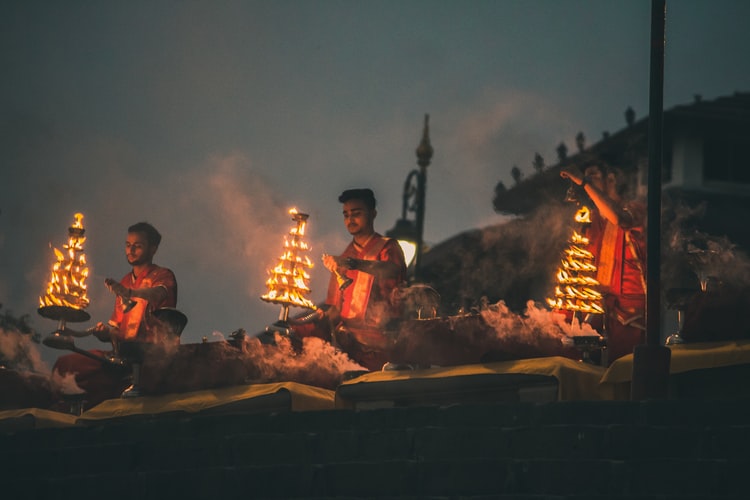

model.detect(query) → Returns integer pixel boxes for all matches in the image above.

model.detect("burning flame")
[574,206,591,224]
[261,208,317,310]
[39,213,90,310]
[546,204,603,315]
[555,269,599,286]
[571,230,589,245]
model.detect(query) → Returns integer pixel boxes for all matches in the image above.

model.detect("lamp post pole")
[413,114,433,281]
[631,0,671,401]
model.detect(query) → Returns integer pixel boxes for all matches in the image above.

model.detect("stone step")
[5,458,746,499]
[5,399,750,450]
[4,399,750,499]
[5,420,749,473]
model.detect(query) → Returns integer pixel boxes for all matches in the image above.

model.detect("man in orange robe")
[296,189,407,371]
[52,222,177,406]
[562,162,647,365]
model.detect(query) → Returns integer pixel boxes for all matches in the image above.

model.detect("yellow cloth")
[78,381,335,422]
[0,408,78,428]
[336,356,608,405]
[601,339,750,384]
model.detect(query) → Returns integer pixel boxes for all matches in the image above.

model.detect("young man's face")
[125,231,157,267]
[342,199,375,237]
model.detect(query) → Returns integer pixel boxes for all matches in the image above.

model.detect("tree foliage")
[532,153,545,174]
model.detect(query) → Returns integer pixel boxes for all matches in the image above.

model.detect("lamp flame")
[546,204,603,315]
[574,206,591,224]
[261,208,317,310]
[39,213,90,310]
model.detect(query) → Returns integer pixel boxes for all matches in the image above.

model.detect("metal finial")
[416,114,433,168]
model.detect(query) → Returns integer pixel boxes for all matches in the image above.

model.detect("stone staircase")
[1,398,748,499]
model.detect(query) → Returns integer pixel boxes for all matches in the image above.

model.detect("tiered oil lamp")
[261,208,317,334]
[547,206,605,317]
[547,205,605,362]
[38,213,92,346]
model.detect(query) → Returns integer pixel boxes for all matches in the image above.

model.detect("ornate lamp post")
[387,114,433,282]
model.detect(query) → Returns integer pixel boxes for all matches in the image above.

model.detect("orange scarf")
[341,236,389,321]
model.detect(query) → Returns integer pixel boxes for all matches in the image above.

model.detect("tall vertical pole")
[646,0,665,346]
[631,0,671,400]
[414,114,433,281]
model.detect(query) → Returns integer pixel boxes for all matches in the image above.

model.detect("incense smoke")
[0,326,49,375]
[240,334,366,389]
[50,370,85,395]
[663,198,750,292]
[481,299,599,340]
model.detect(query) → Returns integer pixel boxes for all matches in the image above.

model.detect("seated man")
[295,188,407,371]
[52,222,177,406]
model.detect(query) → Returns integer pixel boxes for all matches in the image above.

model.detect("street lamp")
[386,114,433,281]
[386,216,418,269]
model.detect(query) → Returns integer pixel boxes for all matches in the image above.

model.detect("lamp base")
[38,305,90,323]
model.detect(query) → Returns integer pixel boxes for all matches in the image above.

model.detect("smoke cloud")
[482,299,600,341]
[135,331,366,394]
[662,198,750,293]
[50,370,85,395]
[240,334,366,389]
[392,298,595,367]
[0,326,49,375]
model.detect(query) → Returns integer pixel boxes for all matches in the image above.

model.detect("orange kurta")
[326,234,406,330]
[325,234,406,370]
[109,264,177,342]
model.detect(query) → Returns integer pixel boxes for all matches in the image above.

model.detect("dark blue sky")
[2,0,748,353]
